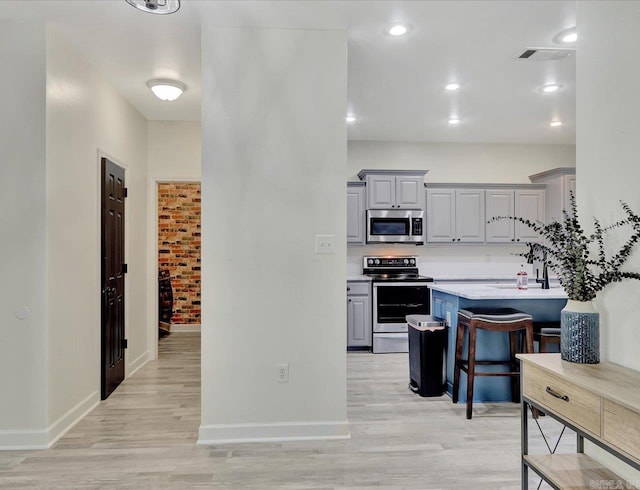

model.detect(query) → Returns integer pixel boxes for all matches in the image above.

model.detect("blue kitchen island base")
[430,284,567,403]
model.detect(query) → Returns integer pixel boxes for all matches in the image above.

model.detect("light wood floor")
[0,333,571,489]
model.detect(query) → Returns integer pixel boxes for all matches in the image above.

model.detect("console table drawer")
[604,400,640,463]
[523,363,601,436]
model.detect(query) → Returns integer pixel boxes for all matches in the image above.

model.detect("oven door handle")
[378,303,403,307]
[404,303,423,308]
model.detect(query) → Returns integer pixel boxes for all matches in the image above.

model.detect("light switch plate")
[315,235,335,254]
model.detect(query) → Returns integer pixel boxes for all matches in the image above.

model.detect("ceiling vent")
[518,47,575,61]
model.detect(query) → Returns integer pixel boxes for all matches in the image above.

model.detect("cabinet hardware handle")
[348,299,352,303]
[347,287,351,291]
[545,386,569,402]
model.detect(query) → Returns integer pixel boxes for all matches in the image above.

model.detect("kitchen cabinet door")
[564,175,577,216]
[485,190,516,243]
[426,189,456,242]
[366,175,395,209]
[395,175,424,209]
[455,189,485,242]
[515,189,545,242]
[347,293,371,348]
[347,185,365,244]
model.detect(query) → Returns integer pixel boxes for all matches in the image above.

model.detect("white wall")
[348,141,576,278]
[577,1,640,481]
[148,121,201,180]
[348,141,576,183]
[45,28,149,445]
[199,26,348,443]
[0,21,48,448]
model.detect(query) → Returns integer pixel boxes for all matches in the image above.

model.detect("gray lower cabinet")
[347,281,371,349]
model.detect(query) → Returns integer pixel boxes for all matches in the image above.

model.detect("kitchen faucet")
[527,244,550,290]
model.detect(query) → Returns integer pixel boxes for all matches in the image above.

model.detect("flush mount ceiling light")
[553,26,577,44]
[550,120,563,127]
[540,83,563,93]
[448,118,461,125]
[388,24,409,36]
[346,114,357,123]
[125,0,180,15]
[147,79,186,101]
[445,83,460,91]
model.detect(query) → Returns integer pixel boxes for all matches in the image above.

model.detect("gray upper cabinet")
[426,188,485,243]
[485,188,545,243]
[347,183,365,245]
[357,169,428,210]
[529,167,576,223]
[485,190,515,243]
[514,189,545,241]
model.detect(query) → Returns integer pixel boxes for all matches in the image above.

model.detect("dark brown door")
[101,157,126,399]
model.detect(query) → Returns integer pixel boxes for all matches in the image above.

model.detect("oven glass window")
[370,218,410,235]
[376,286,429,323]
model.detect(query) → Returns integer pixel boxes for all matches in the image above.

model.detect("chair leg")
[466,324,477,419]
[509,330,520,403]
[452,322,465,404]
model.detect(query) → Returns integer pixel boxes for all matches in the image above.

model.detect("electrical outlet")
[277,363,289,383]
[315,235,335,255]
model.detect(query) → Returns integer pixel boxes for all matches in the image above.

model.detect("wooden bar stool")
[453,307,534,419]
[539,327,561,353]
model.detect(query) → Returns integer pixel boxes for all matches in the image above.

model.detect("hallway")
[0,333,563,489]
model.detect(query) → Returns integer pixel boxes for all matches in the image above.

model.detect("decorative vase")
[560,299,600,364]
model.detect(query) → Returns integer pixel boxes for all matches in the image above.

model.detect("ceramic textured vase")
[560,299,600,364]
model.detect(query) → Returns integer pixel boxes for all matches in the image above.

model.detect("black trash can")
[407,315,447,397]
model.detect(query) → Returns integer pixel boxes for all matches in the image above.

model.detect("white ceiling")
[1,0,576,145]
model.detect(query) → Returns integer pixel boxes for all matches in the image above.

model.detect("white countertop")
[429,282,568,300]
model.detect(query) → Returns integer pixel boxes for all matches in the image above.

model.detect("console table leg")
[577,433,584,453]
[522,399,529,490]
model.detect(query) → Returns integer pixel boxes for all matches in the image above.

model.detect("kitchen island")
[430,282,568,403]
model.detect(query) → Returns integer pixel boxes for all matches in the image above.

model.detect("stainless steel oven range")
[363,256,434,353]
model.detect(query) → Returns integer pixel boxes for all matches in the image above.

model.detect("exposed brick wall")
[158,183,201,324]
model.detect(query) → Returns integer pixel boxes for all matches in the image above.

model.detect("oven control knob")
[374,259,380,265]
[410,258,415,265]
[403,259,409,264]
[368,259,374,266]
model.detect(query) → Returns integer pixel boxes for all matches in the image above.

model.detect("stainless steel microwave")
[366,209,425,244]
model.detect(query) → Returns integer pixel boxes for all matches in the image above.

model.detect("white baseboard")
[46,390,100,448]
[0,428,49,450]
[0,390,100,450]
[197,420,350,445]
[128,350,150,377]
[170,324,201,333]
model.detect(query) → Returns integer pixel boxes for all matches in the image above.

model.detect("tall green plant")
[490,194,640,301]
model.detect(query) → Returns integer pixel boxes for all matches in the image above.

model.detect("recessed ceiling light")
[553,27,577,45]
[388,24,408,36]
[147,79,186,101]
[448,118,461,125]
[346,114,357,123]
[550,121,563,127]
[540,84,562,93]
[445,83,460,91]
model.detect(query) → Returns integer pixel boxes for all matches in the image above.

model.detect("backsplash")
[347,244,533,280]
[158,183,201,324]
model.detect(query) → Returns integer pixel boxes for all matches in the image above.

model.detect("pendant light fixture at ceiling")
[125,0,180,15]
[147,79,186,101]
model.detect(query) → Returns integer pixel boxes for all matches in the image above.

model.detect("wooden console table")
[518,353,640,490]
